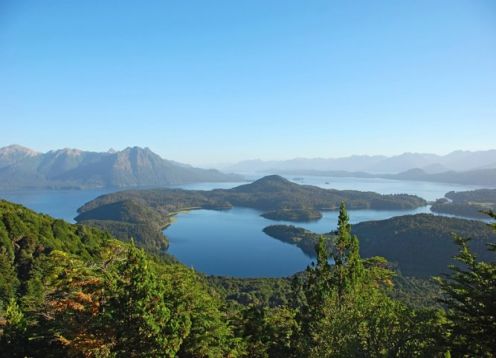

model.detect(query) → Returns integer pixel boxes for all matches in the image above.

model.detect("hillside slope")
[76,175,427,249]
[431,188,496,218]
[263,214,496,277]
[0,145,240,189]
[0,200,241,357]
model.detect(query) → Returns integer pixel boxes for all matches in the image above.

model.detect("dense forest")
[265,214,496,277]
[260,208,322,222]
[75,175,427,251]
[431,188,496,219]
[1,200,495,356]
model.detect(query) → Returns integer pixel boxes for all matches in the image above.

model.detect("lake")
[165,176,486,277]
[165,205,433,277]
[0,176,488,277]
[0,181,246,222]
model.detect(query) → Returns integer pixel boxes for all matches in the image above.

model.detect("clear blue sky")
[1,0,495,165]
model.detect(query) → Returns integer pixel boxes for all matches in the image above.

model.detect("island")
[75,175,427,251]
[263,214,496,277]
[262,225,333,256]
[431,189,496,219]
[260,208,322,222]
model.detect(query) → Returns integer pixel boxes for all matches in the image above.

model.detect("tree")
[332,202,364,296]
[0,298,28,356]
[294,203,444,357]
[436,211,496,356]
[0,248,18,307]
[161,264,245,358]
[106,242,186,357]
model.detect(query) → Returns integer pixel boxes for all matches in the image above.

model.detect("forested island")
[264,214,496,277]
[260,208,322,221]
[76,175,427,250]
[431,188,496,219]
[1,200,495,356]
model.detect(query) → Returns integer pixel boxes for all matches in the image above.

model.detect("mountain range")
[222,150,496,174]
[0,145,240,189]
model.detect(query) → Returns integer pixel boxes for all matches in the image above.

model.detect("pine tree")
[332,202,364,296]
[106,242,185,357]
[294,203,443,357]
[0,298,29,357]
[0,248,19,306]
[436,211,496,356]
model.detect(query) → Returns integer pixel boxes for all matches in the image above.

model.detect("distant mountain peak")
[0,144,40,169]
[253,175,290,184]
[54,148,83,156]
[232,175,295,193]
[0,144,39,156]
[225,150,496,174]
[0,144,241,189]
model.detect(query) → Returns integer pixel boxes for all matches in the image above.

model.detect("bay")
[0,176,489,277]
[165,206,435,277]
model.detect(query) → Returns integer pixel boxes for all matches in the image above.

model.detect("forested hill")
[264,214,496,277]
[353,214,496,276]
[0,145,240,189]
[0,200,243,356]
[2,200,495,356]
[431,188,496,219]
[76,175,427,250]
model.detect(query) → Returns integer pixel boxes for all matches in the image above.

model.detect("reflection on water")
[165,205,433,277]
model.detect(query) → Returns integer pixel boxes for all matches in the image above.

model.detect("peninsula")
[76,175,427,250]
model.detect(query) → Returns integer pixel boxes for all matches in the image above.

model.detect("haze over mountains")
[223,150,496,174]
[0,145,240,189]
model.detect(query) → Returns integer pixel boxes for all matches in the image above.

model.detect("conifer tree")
[295,203,443,357]
[106,242,185,357]
[332,202,364,296]
[0,248,18,306]
[436,211,496,356]
[0,298,27,355]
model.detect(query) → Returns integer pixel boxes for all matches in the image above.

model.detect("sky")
[1,0,495,165]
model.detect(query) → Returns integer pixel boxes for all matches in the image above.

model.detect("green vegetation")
[261,208,322,222]
[435,211,496,356]
[2,200,495,356]
[75,199,171,251]
[0,200,242,357]
[263,225,331,256]
[354,214,496,277]
[431,188,496,219]
[76,175,427,251]
[264,214,496,277]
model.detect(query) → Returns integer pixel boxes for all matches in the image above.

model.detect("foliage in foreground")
[1,200,495,356]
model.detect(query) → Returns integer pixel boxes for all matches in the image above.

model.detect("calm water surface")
[0,189,115,222]
[165,206,434,277]
[0,176,489,277]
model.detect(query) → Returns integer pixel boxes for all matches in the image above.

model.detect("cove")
[165,205,432,277]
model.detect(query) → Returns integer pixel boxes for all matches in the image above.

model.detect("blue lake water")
[254,174,487,202]
[165,206,435,277]
[165,176,488,277]
[0,176,489,277]
[0,189,115,222]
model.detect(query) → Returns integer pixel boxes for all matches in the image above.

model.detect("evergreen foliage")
[435,211,496,356]
[294,203,445,357]
[0,200,495,357]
